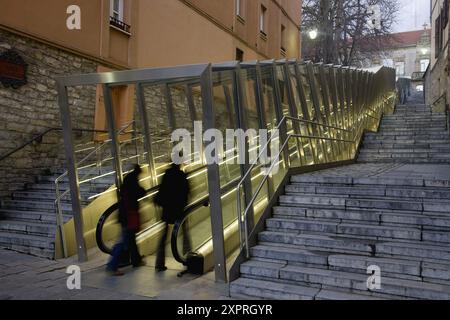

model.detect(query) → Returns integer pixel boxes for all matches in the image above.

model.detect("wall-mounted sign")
[0,50,28,89]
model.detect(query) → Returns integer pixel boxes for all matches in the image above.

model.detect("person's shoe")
[156,266,167,272]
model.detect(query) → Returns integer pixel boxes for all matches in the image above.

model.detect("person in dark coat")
[154,163,190,271]
[106,164,146,276]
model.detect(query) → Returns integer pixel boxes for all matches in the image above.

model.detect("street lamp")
[308,29,318,40]
[420,48,428,55]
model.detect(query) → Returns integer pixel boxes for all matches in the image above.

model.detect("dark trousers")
[107,228,141,271]
[155,221,191,268]
[155,223,168,268]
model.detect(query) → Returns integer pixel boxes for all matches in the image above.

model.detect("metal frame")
[56,59,395,286]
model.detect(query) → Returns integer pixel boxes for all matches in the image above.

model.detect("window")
[111,0,124,21]
[443,0,449,27]
[236,48,244,62]
[260,5,267,35]
[281,25,287,52]
[420,59,430,72]
[395,61,405,76]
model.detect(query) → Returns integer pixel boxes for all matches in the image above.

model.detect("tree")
[302,0,399,66]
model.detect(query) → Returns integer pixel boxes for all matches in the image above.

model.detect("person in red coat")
[106,164,146,275]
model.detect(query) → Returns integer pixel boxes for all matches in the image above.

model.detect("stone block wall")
[427,51,449,112]
[0,28,97,198]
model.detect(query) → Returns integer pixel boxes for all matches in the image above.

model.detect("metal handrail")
[54,120,138,257]
[235,93,393,258]
[0,127,108,163]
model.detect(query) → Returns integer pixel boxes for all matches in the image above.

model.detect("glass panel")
[260,66,278,131]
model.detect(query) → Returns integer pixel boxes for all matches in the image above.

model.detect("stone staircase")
[358,104,450,163]
[230,103,450,300]
[0,167,115,258]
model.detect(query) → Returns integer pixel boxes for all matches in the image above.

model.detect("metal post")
[255,64,275,198]
[318,64,338,161]
[185,85,198,122]
[201,65,227,283]
[283,61,303,165]
[293,63,316,163]
[102,84,124,194]
[136,83,158,186]
[234,65,255,234]
[164,84,177,130]
[306,62,328,163]
[56,81,87,262]
[270,63,291,169]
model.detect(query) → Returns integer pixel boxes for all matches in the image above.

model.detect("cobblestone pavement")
[0,248,230,300]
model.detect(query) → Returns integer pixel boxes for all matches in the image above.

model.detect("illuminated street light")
[309,29,318,40]
[421,48,428,55]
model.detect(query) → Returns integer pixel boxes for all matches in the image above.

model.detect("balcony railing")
[109,16,131,34]
[411,71,425,81]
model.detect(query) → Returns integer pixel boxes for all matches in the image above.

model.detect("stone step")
[36,173,116,185]
[11,190,97,202]
[285,183,450,200]
[363,137,450,144]
[273,206,450,229]
[357,157,450,164]
[229,277,319,300]
[379,125,446,129]
[239,262,450,299]
[0,231,55,251]
[279,194,450,213]
[365,132,449,138]
[361,148,450,154]
[291,174,450,188]
[268,215,450,244]
[258,230,374,255]
[258,231,450,263]
[250,244,329,265]
[379,127,446,132]
[357,154,450,162]
[0,220,56,237]
[1,199,73,213]
[362,143,450,149]
[1,244,55,259]
[0,208,72,223]
[266,217,423,241]
[383,114,445,118]
[358,150,450,156]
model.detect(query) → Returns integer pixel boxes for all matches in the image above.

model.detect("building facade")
[426,0,449,109]
[358,29,431,86]
[0,0,302,197]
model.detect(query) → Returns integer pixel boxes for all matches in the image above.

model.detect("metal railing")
[235,67,395,259]
[54,120,141,258]
[56,58,395,279]
[0,127,108,163]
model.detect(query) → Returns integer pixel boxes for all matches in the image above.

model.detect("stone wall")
[427,50,449,112]
[0,27,236,199]
[0,28,98,198]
